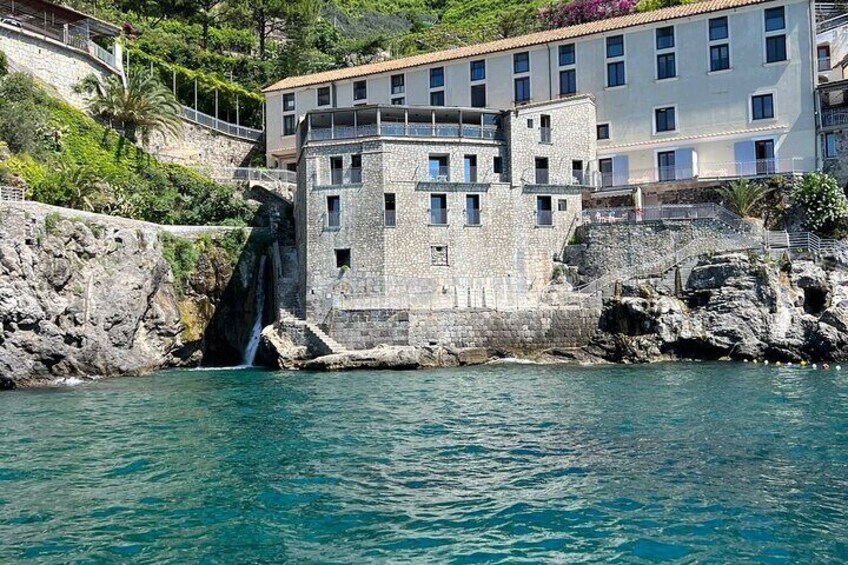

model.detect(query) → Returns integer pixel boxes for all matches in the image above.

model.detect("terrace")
[300,106,504,146]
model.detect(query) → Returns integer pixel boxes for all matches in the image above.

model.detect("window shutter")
[612,155,629,187]
[675,148,695,180]
[734,141,756,176]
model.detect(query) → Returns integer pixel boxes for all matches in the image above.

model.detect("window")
[599,158,613,188]
[766,35,786,63]
[430,194,447,225]
[283,115,296,136]
[709,16,728,41]
[658,151,676,182]
[335,248,350,269]
[607,35,624,58]
[430,67,444,88]
[514,77,531,102]
[540,115,551,143]
[317,86,331,106]
[470,60,486,81]
[558,199,568,212]
[464,155,477,183]
[607,61,625,87]
[527,119,534,129]
[559,69,576,95]
[764,7,785,32]
[752,94,774,120]
[514,52,530,74]
[755,139,775,174]
[559,44,575,66]
[655,107,676,132]
[391,97,405,105]
[710,44,730,71]
[353,80,367,101]
[825,133,838,158]
[466,194,481,226]
[429,155,449,181]
[535,157,549,185]
[327,196,341,228]
[818,45,831,72]
[283,93,295,112]
[597,123,610,140]
[330,157,343,185]
[384,193,396,227]
[430,90,445,106]
[656,26,674,50]
[430,245,449,266]
[493,156,504,179]
[351,154,362,183]
[391,74,405,95]
[572,160,584,184]
[536,196,553,226]
[471,84,487,108]
[657,53,676,80]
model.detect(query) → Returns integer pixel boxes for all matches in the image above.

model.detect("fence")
[764,231,840,256]
[0,185,26,201]
[181,107,263,141]
[581,203,762,235]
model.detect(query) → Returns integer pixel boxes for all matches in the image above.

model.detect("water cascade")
[243,255,267,366]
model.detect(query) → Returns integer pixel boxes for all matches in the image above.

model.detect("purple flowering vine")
[538,0,638,29]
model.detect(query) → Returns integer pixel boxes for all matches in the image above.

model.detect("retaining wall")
[326,305,601,351]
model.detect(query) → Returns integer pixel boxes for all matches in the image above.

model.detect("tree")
[34,161,111,212]
[79,72,183,145]
[718,179,770,218]
[228,0,320,59]
[538,0,637,29]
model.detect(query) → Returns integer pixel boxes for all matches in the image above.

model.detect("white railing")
[213,167,296,184]
[0,185,26,201]
[764,231,840,255]
[89,41,116,69]
[581,203,762,234]
[818,12,848,32]
[181,107,263,141]
[591,157,808,191]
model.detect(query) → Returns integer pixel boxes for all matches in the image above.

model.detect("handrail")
[180,107,263,141]
[818,12,848,32]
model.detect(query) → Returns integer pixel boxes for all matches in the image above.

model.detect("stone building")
[296,97,594,320]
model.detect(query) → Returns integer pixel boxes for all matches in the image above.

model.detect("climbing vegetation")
[792,172,848,233]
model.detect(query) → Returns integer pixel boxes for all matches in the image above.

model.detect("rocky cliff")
[0,203,271,388]
[589,252,848,363]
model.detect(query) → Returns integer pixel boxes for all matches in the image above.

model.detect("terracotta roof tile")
[263,0,775,93]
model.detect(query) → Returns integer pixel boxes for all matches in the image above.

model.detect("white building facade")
[265,0,819,188]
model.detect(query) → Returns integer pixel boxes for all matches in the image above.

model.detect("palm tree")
[718,179,771,218]
[80,72,182,145]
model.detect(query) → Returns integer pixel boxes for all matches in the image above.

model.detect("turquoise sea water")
[1,363,847,563]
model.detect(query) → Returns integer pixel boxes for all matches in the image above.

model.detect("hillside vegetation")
[0,72,254,226]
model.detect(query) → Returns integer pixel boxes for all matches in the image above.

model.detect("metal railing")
[384,209,397,227]
[540,127,552,143]
[306,124,503,143]
[818,12,848,32]
[764,231,840,255]
[465,208,481,226]
[181,107,263,141]
[536,210,554,226]
[89,41,116,68]
[213,167,296,185]
[581,203,762,235]
[429,208,448,225]
[822,110,848,128]
[0,185,26,201]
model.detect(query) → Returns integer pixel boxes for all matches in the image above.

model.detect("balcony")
[302,106,504,145]
[822,108,848,129]
[591,157,810,192]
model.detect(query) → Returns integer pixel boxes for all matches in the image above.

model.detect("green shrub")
[718,179,770,218]
[0,50,7,78]
[160,232,201,294]
[792,172,848,233]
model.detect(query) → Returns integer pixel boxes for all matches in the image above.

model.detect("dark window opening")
[335,248,351,269]
[657,53,676,80]
[607,61,625,87]
[283,93,295,112]
[655,107,676,132]
[464,155,478,183]
[766,35,786,63]
[327,195,341,228]
[540,115,551,143]
[597,124,610,140]
[765,7,785,32]
[430,90,445,106]
[466,194,481,226]
[752,94,774,120]
[710,44,730,71]
[535,157,549,185]
[514,77,531,102]
[384,193,396,227]
[430,67,444,88]
[283,115,296,136]
[351,154,362,183]
[430,194,448,225]
[559,43,575,66]
[560,69,576,95]
[558,199,568,212]
[317,87,331,106]
[330,157,343,185]
[606,35,624,58]
[599,158,613,188]
[514,52,530,73]
[429,155,449,181]
[536,196,553,226]
[658,151,676,182]
[470,60,486,81]
[709,16,728,41]
[471,84,486,108]
[656,26,674,49]
[353,80,367,101]
[391,74,405,95]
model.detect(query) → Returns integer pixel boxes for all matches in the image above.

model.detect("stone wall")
[147,121,259,171]
[0,25,115,110]
[325,305,601,351]
[823,129,848,187]
[562,219,749,282]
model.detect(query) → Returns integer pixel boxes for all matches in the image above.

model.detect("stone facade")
[147,121,259,171]
[326,305,602,351]
[0,25,116,110]
[822,129,848,187]
[297,97,595,321]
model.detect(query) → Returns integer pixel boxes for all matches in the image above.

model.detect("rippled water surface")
[1,364,848,563]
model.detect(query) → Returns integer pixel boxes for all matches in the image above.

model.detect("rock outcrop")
[0,204,270,388]
[302,344,491,372]
[589,253,848,362]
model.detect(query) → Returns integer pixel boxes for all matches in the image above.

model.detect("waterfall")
[243,255,267,366]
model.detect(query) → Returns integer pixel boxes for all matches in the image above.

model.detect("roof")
[264,0,775,93]
[0,0,120,36]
